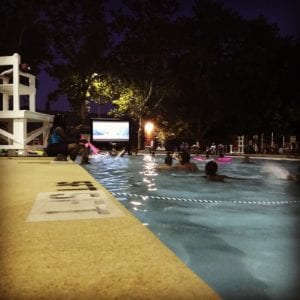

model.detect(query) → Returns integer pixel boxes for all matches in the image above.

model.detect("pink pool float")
[215,156,233,163]
[193,156,210,162]
[193,156,233,163]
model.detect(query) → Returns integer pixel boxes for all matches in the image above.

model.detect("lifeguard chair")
[229,135,245,155]
[0,53,53,155]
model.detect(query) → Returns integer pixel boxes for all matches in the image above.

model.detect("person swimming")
[157,152,173,170]
[110,147,125,157]
[175,150,199,172]
[262,162,300,183]
[164,152,173,166]
[204,160,245,181]
[242,155,255,164]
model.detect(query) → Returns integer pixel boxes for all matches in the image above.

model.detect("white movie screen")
[92,120,130,142]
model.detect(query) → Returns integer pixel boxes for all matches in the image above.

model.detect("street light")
[144,121,155,149]
[144,122,154,135]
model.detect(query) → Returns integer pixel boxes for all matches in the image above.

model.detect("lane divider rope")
[111,192,299,206]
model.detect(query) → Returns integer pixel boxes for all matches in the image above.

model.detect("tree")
[2,0,298,147]
[86,73,120,117]
[161,0,246,143]
[108,0,182,149]
[216,15,299,138]
[167,0,299,144]
[42,0,110,120]
[109,81,154,149]
[0,1,50,73]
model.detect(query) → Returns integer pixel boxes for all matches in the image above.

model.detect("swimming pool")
[83,154,300,300]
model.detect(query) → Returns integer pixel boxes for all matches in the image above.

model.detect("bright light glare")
[130,201,142,206]
[144,122,154,134]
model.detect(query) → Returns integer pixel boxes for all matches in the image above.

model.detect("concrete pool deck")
[0,156,220,299]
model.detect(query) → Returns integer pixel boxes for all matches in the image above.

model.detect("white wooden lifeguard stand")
[0,53,54,154]
[229,135,245,155]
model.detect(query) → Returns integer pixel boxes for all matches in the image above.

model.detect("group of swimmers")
[46,114,299,182]
[157,150,299,183]
[158,150,199,172]
[158,150,234,181]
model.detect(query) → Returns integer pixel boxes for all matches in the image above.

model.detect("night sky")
[36,0,300,112]
[219,0,300,38]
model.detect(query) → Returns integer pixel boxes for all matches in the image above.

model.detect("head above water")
[180,150,190,164]
[165,152,173,166]
[205,160,218,176]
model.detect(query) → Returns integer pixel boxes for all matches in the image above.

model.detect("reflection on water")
[83,154,300,300]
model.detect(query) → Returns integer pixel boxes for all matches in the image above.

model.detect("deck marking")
[27,191,124,222]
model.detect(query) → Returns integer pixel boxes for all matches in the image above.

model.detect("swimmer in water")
[242,155,255,164]
[204,160,245,181]
[175,150,199,172]
[164,152,173,166]
[287,173,300,182]
[157,152,173,170]
[263,162,300,182]
[110,147,125,157]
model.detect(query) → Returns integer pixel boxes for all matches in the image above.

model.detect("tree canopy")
[1,0,299,148]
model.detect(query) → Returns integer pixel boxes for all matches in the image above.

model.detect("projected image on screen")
[92,120,130,142]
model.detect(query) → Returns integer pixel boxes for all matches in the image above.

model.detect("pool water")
[83,154,300,300]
